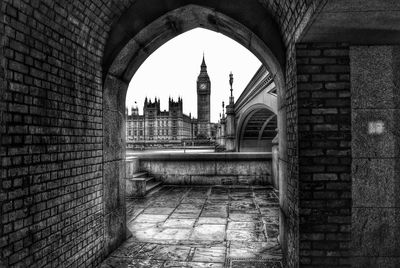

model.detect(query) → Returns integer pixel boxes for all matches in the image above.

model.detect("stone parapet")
[134,153,272,186]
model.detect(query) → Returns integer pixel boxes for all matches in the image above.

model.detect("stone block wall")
[350,46,400,267]
[138,153,272,186]
[296,43,352,267]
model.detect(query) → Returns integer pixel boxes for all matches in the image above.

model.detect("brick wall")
[268,1,325,266]
[0,0,324,267]
[296,43,351,267]
[0,1,105,267]
[283,42,300,268]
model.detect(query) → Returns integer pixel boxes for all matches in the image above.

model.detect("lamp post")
[225,72,236,151]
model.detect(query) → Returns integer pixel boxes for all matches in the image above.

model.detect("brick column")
[296,43,351,267]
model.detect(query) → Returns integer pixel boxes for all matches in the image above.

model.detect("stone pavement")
[101,186,282,267]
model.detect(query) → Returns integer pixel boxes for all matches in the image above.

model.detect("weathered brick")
[323,49,349,57]
[312,74,337,82]
[297,65,322,74]
[313,173,338,181]
[324,65,350,73]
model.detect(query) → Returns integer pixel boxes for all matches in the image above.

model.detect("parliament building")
[126,56,214,146]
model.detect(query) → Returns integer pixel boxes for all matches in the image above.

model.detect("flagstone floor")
[101,185,282,268]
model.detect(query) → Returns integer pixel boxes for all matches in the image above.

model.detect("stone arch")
[236,104,277,152]
[101,1,287,260]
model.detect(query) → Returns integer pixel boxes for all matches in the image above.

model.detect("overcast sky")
[126,28,261,122]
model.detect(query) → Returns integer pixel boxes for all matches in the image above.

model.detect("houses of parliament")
[126,56,215,147]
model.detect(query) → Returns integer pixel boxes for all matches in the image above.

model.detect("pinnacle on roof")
[201,52,207,68]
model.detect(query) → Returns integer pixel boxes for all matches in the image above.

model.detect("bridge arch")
[236,104,277,152]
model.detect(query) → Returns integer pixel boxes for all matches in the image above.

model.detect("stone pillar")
[216,124,222,146]
[350,46,400,267]
[103,75,128,256]
[220,118,226,147]
[271,134,279,190]
[225,101,236,151]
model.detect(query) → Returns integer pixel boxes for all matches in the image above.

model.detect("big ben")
[197,54,211,138]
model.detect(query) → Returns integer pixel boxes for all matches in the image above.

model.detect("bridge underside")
[239,109,277,152]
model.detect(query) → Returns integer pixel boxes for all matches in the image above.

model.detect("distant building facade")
[126,97,197,144]
[126,56,216,146]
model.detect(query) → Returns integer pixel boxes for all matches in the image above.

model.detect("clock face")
[200,83,207,89]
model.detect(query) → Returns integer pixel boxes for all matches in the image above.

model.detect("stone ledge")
[131,152,272,161]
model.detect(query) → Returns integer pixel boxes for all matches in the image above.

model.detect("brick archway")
[102,2,288,261]
[0,1,342,267]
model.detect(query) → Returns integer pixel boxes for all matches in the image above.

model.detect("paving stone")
[227,221,263,231]
[229,241,282,259]
[151,202,181,208]
[226,229,266,242]
[229,209,259,214]
[201,206,228,217]
[100,257,135,268]
[261,216,279,225]
[192,246,226,263]
[259,208,279,216]
[103,186,282,266]
[164,219,196,228]
[130,227,160,241]
[130,259,165,267]
[176,209,203,215]
[197,217,227,225]
[128,222,159,231]
[154,228,192,240]
[229,213,261,222]
[190,225,226,241]
[170,213,200,219]
[177,204,204,210]
[209,195,229,201]
[136,244,191,261]
[181,198,207,205]
[110,239,146,257]
[163,261,224,267]
[134,214,169,223]
[143,207,175,215]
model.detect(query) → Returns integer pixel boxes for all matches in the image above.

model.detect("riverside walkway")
[101,185,282,267]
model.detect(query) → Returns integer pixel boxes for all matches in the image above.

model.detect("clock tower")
[197,54,211,138]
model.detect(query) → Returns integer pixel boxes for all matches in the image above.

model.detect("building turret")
[169,97,183,116]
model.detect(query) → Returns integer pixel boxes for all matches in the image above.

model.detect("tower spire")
[201,52,207,69]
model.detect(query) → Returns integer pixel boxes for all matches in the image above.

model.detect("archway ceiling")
[301,0,400,44]
[103,0,285,82]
